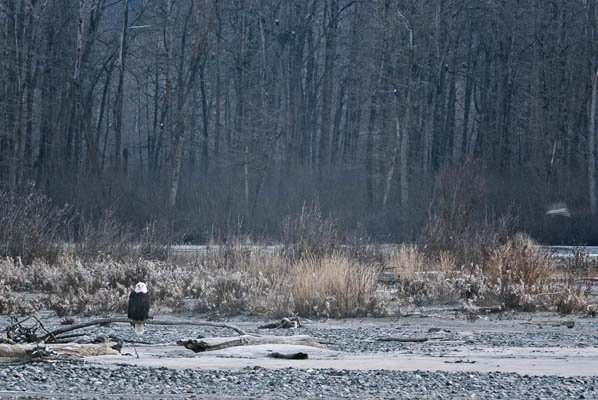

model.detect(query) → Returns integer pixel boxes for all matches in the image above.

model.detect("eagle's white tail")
[135,322,144,335]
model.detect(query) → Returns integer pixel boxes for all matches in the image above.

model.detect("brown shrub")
[422,159,514,268]
[0,186,71,265]
[281,201,337,260]
[74,212,172,262]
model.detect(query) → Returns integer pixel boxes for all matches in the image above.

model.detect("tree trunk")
[167,1,212,208]
[113,0,129,174]
[71,0,86,179]
[382,117,401,209]
[199,61,209,173]
[400,85,411,210]
[318,0,338,171]
[365,94,377,209]
[589,68,598,218]
[168,109,185,208]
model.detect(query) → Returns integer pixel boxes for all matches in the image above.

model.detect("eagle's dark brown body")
[128,283,149,334]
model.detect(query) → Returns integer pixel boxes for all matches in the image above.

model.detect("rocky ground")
[1,310,597,399]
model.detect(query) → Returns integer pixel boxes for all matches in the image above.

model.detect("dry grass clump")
[485,233,553,286]
[289,253,382,317]
[411,161,577,312]
[385,246,479,306]
[484,233,554,310]
[186,241,292,315]
[388,245,427,280]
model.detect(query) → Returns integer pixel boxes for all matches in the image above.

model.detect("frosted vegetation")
[0,183,592,317]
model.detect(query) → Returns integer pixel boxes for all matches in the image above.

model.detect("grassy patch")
[0,186,592,317]
[290,254,382,317]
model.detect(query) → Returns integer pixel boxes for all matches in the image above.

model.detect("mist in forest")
[1,0,597,244]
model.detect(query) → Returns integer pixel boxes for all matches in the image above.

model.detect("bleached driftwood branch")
[177,334,323,353]
[0,342,120,360]
[41,317,246,341]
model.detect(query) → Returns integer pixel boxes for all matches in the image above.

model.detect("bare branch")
[41,317,247,341]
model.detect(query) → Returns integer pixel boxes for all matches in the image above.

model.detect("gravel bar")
[1,311,597,398]
[1,362,597,399]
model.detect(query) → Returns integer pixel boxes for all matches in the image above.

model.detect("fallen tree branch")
[30,315,57,343]
[6,316,38,343]
[177,334,323,353]
[41,318,246,342]
[0,342,120,360]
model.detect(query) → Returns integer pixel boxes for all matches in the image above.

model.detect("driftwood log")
[40,318,246,342]
[177,334,323,353]
[0,342,120,360]
[258,317,302,329]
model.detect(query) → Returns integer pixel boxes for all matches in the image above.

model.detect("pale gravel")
[1,311,597,399]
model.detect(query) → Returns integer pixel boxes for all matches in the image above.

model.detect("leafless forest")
[2,0,598,244]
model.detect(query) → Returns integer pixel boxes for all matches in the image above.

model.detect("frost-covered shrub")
[555,288,588,314]
[0,232,590,316]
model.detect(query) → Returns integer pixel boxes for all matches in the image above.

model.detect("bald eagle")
[128,282,149,335]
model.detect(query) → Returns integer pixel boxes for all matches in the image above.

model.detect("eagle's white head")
[135,282,148,294]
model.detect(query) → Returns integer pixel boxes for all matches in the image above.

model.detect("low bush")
[280,201,337,260]
[0,186,171,266]
[554,288,588,314]
[73,213,172,263]
[421,160,514,268]
[0,186,71,264]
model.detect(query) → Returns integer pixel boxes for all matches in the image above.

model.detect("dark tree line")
[1,0,597,243]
